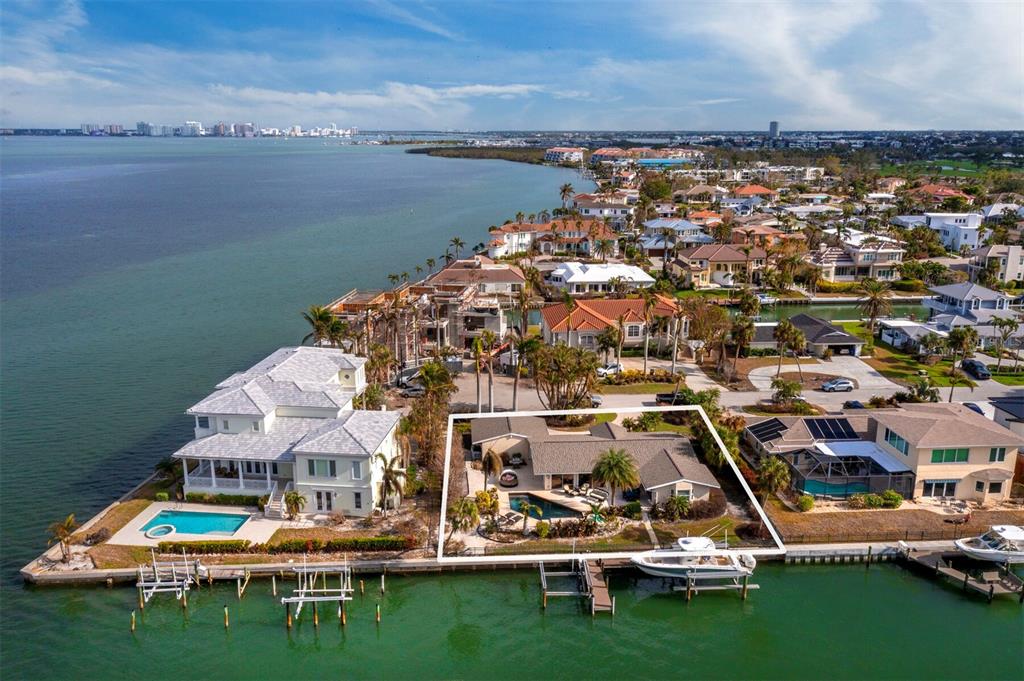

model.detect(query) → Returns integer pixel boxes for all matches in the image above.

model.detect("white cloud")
[363,0,461,41]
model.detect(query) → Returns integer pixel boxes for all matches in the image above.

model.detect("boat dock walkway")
[899,546,1024,603]
[539,558,615,616]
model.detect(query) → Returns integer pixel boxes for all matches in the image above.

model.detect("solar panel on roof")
[807,418,858,440]
[749,418,787,442]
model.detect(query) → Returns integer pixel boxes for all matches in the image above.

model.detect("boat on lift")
[631,536,757,579]
[954,525,1024,564]
[756,293,778,306]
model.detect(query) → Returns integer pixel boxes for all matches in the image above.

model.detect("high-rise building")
[769,121,780,139]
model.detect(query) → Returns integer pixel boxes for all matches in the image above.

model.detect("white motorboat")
[631,537,757,579]
[756,293,777,306]
[954,525,1024,564]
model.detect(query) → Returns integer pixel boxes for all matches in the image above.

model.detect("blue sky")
[1,0,1022,130]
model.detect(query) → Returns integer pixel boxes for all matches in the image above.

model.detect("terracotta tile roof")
[734,184,778,197]
[910,184,972,200]
[689,210,722,219]
[541,296,680,333]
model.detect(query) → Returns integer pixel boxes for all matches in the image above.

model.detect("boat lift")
[135,548,203,608]
[539,557,615,616]
[280,555,356,627]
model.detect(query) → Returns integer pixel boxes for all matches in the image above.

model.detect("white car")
[596,363,624,378]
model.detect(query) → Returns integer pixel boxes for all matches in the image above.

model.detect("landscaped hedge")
[158,540,252,554]
[185,492,262,507]
[602,369,677,385]
[892,278,926,293]
[265,536,412,554]
[815,280,860,294]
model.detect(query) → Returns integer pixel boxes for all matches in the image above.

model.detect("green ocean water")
[0,138,1019,680]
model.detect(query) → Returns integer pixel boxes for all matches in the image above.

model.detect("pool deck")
[107,501,282,547]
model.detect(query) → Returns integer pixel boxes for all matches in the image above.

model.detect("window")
[197,416,210,429]
[353,492,362,510]
[989,447,1006,462]
[975,481,985,493]
[989,482,1002,495]
[627,325,641,338]
[930,448,969,463]
[884,428,909,456]
[922,480,957,497]
[307,459,336,478]
[251,420,260,432]
[222,420,229,430]
[351,461,362,480]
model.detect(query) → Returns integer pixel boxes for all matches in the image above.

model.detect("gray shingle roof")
[929,282,1009,302]
[471,416,550,444]
[753,314,865,346]
[294,411,401,457]
[640,449,721,490]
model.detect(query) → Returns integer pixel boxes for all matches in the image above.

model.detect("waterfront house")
[540,296,684,351]
[426,256,525,296]
[639,218,714,257]
[590,147,629,165]
[744,404,1022,503]
[907,183,974,207]
[924,282,1023,351]
[969,245,1024,285]
[544,147,584,164]
[749,314,865,357]
[671,244,767,288]
[486,219,618,259]
[469,417,719,505]
[803,228,904,283]
[731,224,803,250]
[920,213,987,252]
[173,346,402,517]
[571,195,635,230]
[548,262,655,295]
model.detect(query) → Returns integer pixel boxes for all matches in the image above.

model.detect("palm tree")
[446,497,480,547]
[479,329,499,412]
[641,289,658,374]
[788,327,806,383]
[559,183,574,209]
[449,237,466,260]
[757,456,791,506]
[284,491,306,520]
[774,319,797,377]
[991,317,1020,373]
[326,318,349,349]
[597,326,620,364]
[946,326,979,402]
[426,257,436,274]
[731,315,755,375]
[591,448,640,506]
[518,500,542,535]
[47,514,79,562]
[302,305,333,346]
[374,452,406,518]
[481,448,503,489]
[857,278,893,334]
[511,332,542,411]
[472,337,484,412]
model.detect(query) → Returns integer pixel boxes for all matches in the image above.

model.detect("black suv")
[960,359,991,380]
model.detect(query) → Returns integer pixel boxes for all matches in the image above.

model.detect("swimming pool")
[509,494,580,520]
[141,510,250,537]
[800,480,870,497]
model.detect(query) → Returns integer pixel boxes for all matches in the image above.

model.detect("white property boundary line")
[437,406,786,563]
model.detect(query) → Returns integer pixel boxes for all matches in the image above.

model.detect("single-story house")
[750,314,865,357]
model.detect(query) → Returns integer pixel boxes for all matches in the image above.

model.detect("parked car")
[843,400,866,409]
[963,402,985,416]
[400,385,426,398]
[821,378,855,393]
[655,392,689,406]
[589,394,604,407]
[596,363,624,378]
[960,359,991,380]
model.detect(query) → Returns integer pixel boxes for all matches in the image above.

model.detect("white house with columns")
[172,346,401,518]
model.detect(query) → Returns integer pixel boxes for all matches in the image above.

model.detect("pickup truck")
[655,392,689,406]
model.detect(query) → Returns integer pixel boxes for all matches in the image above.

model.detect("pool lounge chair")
[562,483,576,496]
[579,483,592,495]
[587,489,609,504]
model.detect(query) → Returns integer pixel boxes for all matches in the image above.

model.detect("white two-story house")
[923,213,987,252]
[173,346,402,518]
[804,228,904,283]
[924,282,1023,351]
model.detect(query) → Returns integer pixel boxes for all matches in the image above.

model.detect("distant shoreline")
[406,146,550,165]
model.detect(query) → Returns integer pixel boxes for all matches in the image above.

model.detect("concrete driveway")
[746,355,901,393]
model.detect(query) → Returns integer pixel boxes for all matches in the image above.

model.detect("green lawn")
[992,373,1024,386]
[839,321,975,388]
[876,159,1023,178]
[675,288,733,300]
[599,382,676,394]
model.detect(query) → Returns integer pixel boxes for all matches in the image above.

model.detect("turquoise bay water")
[1,138,1019,680]
[141,510,250,536]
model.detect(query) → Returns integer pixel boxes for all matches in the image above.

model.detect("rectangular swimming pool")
[509,494,580,520]
[141,510,250,538]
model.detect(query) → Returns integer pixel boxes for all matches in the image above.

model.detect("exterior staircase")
[264,482,287,520]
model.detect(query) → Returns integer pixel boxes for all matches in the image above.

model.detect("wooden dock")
[539,558,614,616]
[900,546,1024,603]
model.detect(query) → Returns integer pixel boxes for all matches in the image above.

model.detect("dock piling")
[272,574,277,597]
[360,579,364,595]
[376,603,381,623]
[380,574,385,594]
[130,610,136,633]
[223,605,229,629]
[866,546,872,569]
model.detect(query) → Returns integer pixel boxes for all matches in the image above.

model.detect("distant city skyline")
[2,1,1022,131]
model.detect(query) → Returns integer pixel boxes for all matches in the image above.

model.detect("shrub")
[821,348,834,361]
[880,489,903,509]
[84,528,111,546]
[797,494,814,512]
[535,520,550,539]
[847,494,867,509]
[623,500,643,520]
[746,348,780,358]
[154,492,169,502]
[157,540,252,554]
[790,401,815,415]
[688,488,727,520]
[863,493,885,508]
[547,518,599,538]
[892,278,926,293]
[266,536,411,554]
[184,492,262,507]
[622,411,661,432]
